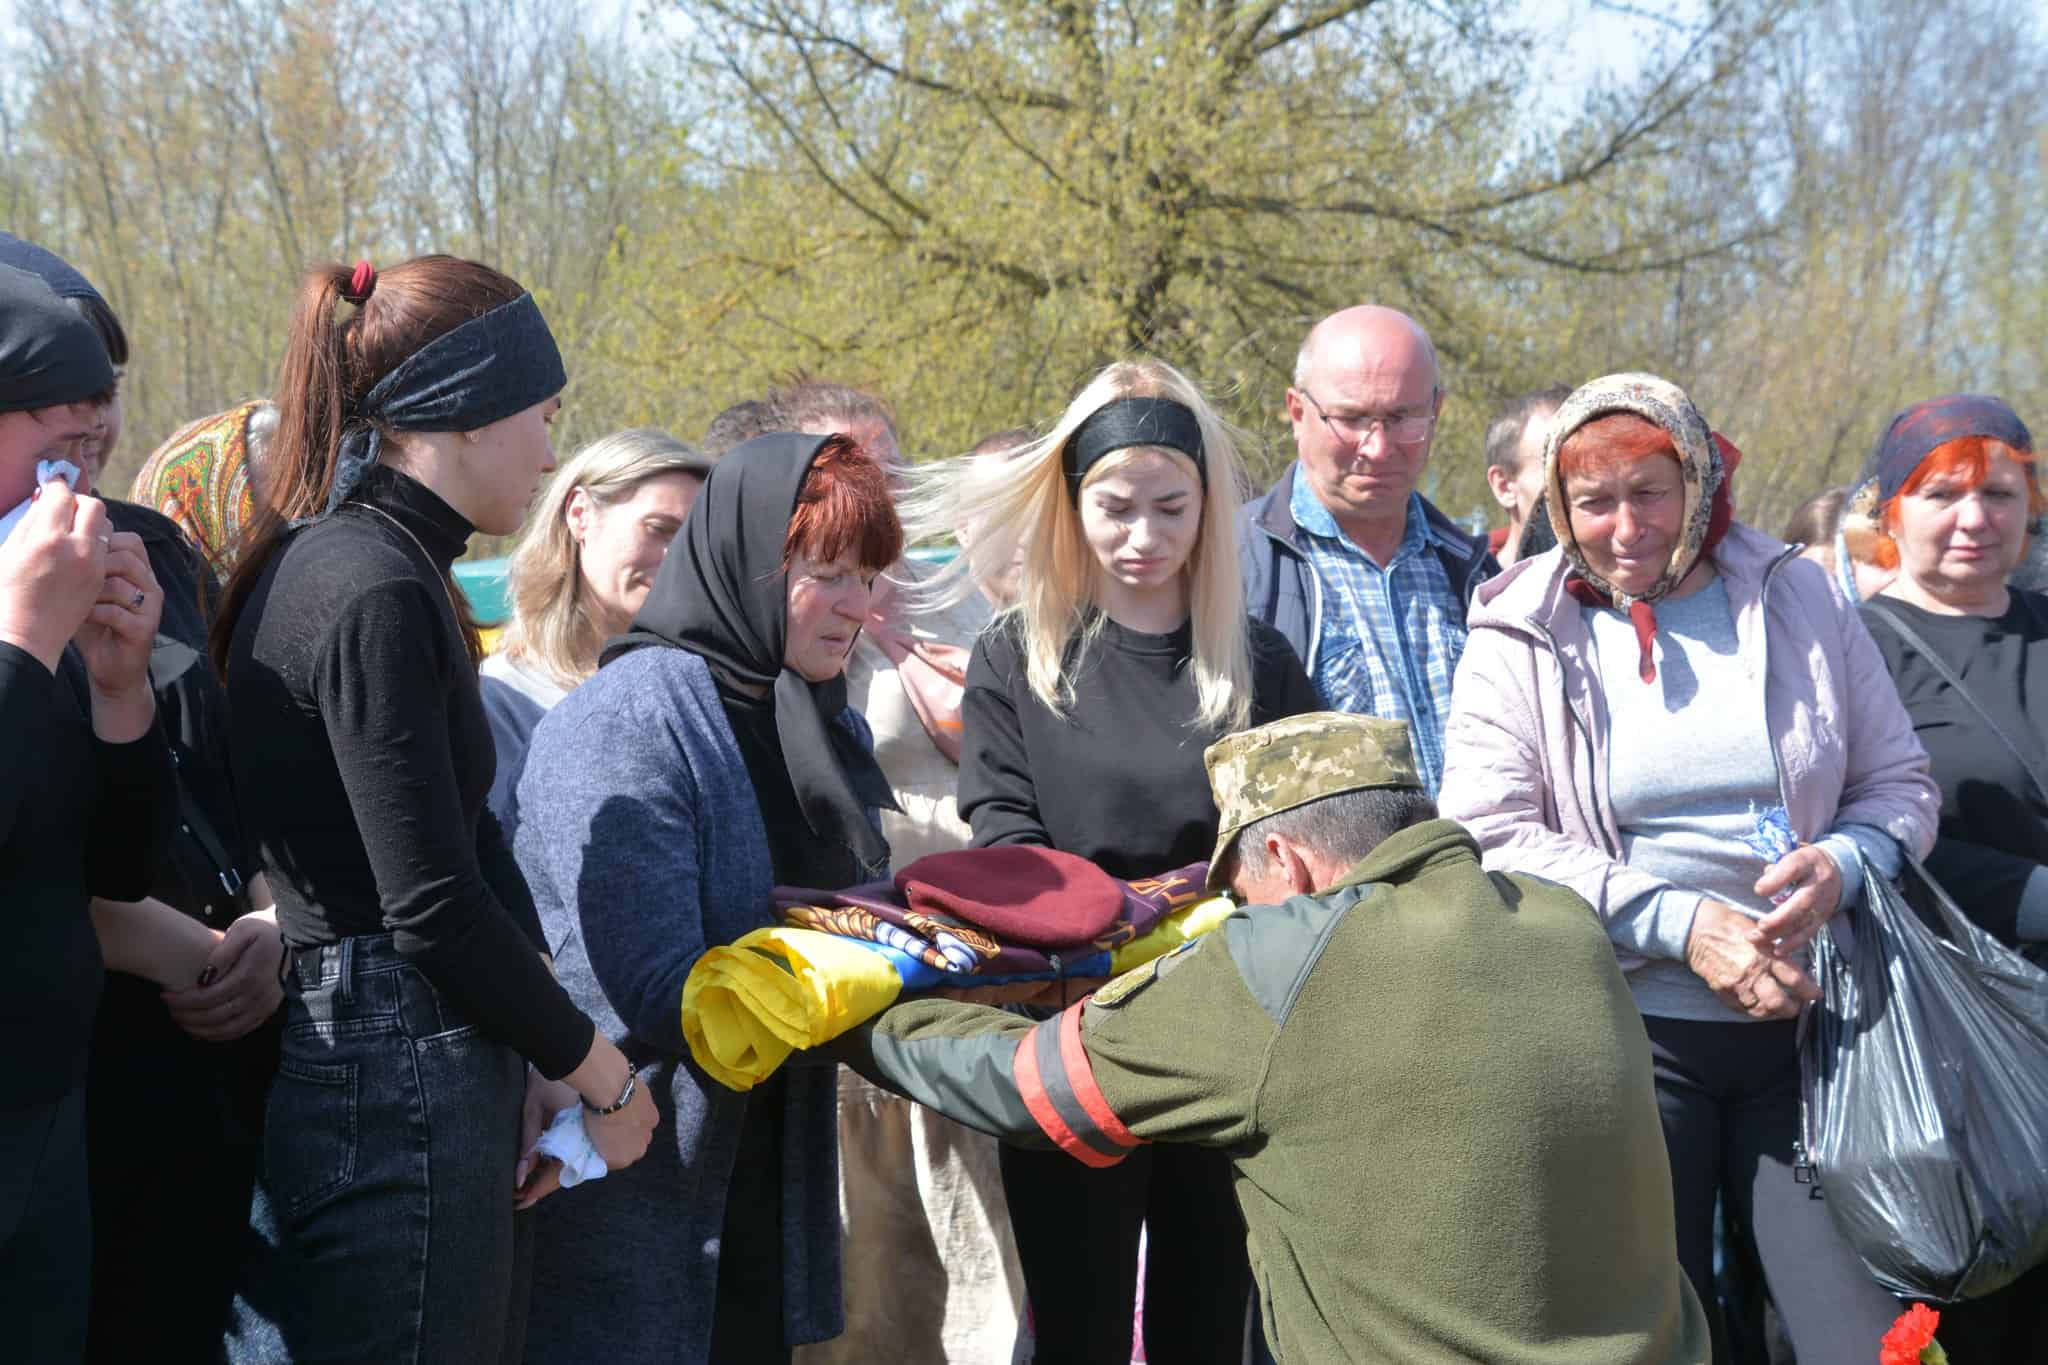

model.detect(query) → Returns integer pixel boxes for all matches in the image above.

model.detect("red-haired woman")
[511,433,902,1363]
[214,256,657,1363]
[1438,373,1939,1362]
[1858,395,2047,1355]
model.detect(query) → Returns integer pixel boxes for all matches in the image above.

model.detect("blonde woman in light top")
[481,427,713,837]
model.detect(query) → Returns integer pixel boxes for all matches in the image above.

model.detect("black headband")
[1064,396,1206,500]
[309,291,567,521]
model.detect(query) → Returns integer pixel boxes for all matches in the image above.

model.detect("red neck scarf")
[1564,435,1742,684]
[865,573,971,764]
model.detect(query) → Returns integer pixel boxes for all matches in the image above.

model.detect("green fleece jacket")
[843,819,1709,1364]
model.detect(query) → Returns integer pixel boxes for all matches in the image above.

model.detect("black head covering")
[0,264,114,414]
[604,432,894,888]
[0,233,105,306]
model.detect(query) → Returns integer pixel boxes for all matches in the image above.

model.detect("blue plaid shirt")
[1289,476,1468,794]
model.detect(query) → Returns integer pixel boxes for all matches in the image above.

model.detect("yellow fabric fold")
[683,899,1240,1092]
[682,927,907,1092]
[1109,895,1240,975]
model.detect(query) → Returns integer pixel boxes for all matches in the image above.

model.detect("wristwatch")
[585,1062,638,1116]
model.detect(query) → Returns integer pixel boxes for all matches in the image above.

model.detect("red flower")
[1880,1304,1946,1365]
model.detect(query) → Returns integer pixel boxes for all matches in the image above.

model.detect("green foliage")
[2,0,2039,542]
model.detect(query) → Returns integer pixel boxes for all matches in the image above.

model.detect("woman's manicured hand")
[164,911,285,1041]
[514,1070,580,1209]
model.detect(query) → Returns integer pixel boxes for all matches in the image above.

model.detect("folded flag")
[683,927,909,1092]
[683,880,1241,1091]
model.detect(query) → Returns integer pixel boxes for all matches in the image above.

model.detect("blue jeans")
[227,934,528,1365]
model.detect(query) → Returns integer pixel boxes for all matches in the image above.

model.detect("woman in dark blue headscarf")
[1856,394,2047,1355]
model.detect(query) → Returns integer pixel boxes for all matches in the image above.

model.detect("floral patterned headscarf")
[129,400,269,576]
[1542,372,1740,683]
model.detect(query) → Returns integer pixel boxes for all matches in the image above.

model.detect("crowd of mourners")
[0,234,2041,1365]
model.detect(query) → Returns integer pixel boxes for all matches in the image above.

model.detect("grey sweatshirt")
[1591,578,1895,1021]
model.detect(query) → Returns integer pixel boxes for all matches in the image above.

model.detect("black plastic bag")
[1799,855,2048,1301]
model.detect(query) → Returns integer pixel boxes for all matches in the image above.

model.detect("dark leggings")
[1000,1140,1248,1364]
[0,1087,90,1365]
[1644,1015,1899,1365]
[86,989,272,1364]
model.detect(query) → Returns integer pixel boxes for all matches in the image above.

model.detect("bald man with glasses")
[1238,305,1497,794]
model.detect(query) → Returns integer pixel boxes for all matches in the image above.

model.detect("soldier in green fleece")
[834,712,1710,1364]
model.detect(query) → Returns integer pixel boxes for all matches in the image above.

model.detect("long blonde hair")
[499,427,707,690]
[902,359,1254,729]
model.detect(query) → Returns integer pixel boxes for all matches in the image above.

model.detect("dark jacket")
[1237,462,1497,678]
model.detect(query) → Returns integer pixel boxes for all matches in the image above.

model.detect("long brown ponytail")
[210,255,526,676]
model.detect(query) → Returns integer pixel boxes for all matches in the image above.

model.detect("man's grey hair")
[701,399,781,458]
[1483,384,1574,474]
[1291,310,1443,398]
[1224,786,1438,885]
[769,376,894,437]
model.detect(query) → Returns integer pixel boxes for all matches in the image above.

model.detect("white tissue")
[0,459,85,548]
[533,1104,610,1188]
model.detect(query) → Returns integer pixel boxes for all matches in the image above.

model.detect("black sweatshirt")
[107,498,248,925]
[1,642,168,1102]
[959,614,1320,878]
[1863,592,2048,946]
[96,500,268,1086]
[226,467,593,1078]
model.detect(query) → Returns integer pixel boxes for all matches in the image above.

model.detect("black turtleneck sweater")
[225,467,593,1078]
[959,614,1320,878]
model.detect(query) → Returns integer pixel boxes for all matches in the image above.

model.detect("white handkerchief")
[533,1104,610,1188]
[0,459,85,548]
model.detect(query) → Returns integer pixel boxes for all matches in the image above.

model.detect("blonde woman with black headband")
[904,357,1318,1363]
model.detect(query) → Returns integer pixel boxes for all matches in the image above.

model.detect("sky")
[0,0,1686,105]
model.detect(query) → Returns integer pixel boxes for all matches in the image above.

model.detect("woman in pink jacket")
[1439,373,1938,1365]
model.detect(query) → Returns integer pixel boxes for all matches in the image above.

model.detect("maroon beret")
[895,846,1126,948]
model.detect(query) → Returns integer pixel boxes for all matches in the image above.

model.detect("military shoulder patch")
[1087,937,1203,1011]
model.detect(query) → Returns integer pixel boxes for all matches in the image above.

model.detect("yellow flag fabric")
[1109,895,1239,974]
[682,928,907,1092]
[681,897,1242,1091]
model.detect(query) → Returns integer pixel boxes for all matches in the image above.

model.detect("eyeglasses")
[1298,389,1436,447]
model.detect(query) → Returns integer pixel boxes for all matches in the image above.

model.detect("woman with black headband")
[903,359,1317,1363]
[513,432,903,1362]
[212,255,656,1364]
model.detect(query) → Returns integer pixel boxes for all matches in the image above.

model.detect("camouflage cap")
[1202,712,1420,890]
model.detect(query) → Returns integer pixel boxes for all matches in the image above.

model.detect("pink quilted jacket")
[1438,523,1938,968]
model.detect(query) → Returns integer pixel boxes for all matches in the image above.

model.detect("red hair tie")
[344,259,377,305]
